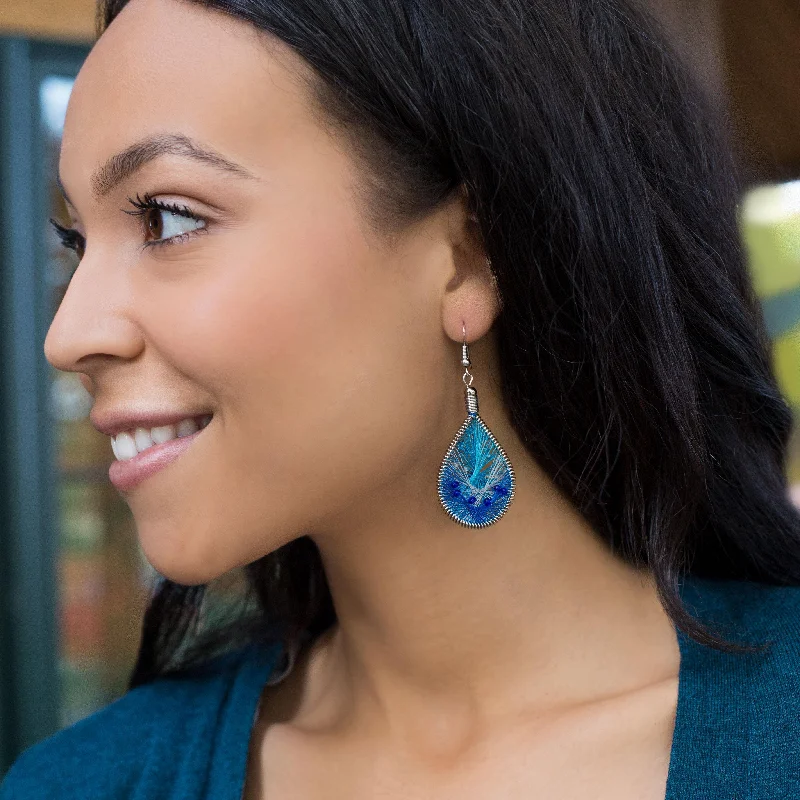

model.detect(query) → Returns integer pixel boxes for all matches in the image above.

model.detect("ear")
[440,186,501,344]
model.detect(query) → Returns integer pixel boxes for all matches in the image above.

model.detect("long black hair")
[94,0,800,689]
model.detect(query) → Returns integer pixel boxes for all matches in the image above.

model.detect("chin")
[137,532,235,586]
[145,556,229,587]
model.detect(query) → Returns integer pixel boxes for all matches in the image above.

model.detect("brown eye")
[124,194,207,247]
[144,209,163,242]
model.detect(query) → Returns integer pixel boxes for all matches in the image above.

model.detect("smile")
[107,414,213,492]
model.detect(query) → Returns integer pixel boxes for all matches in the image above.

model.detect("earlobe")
[441,256,502,344]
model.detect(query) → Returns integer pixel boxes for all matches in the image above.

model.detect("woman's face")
[48,0,482,583]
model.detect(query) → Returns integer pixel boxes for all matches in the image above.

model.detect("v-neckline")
[663,573,755,799]
[223,574,756,800]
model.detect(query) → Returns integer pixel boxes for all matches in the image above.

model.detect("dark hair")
[94,0,800,689]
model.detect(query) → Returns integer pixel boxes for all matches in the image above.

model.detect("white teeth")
[114,432,139,461]
[151,424,176,444]
[134,427,154,452]
[109,415,210,461]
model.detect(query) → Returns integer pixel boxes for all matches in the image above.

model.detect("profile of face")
[47,0,500,584]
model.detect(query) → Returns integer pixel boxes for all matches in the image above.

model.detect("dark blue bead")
[449,480,459,488]
[483,497,492,505]
[467,496,476,504]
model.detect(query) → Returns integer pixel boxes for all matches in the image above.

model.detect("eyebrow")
[56,132,258,208]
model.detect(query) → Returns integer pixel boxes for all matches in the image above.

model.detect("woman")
[3,0,800,796]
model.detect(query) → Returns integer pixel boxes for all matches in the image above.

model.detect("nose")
[43,248,144,378]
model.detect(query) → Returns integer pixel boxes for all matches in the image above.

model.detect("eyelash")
[48,192,208,259]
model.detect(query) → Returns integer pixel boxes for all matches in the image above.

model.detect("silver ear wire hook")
[461,322,473,388]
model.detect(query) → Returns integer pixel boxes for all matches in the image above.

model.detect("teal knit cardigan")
[2,574,799,798]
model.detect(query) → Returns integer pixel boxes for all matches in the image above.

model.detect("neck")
[298,418,681,750]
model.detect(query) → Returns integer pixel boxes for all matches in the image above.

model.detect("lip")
[108,424,208,492]
[91,409,213,438]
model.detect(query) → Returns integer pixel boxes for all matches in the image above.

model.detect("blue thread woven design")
[438,412,515,527]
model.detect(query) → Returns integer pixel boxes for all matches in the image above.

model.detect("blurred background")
[0,0,798,777]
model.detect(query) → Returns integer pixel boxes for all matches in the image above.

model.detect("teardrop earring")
[437,323,515,527]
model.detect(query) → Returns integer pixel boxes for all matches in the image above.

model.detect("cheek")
[130,204,446,578]
[172,211,381,396]
[235,222,437,479]
[210,220,424,488]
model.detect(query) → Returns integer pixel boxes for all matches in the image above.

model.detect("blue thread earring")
[437,323,515,527]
